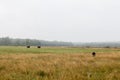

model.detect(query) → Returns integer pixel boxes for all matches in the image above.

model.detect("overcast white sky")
[0,0,120,42]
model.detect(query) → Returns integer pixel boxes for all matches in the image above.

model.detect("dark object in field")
[37,46,41,48]
[27,46,30,48]
[92,52,96,57]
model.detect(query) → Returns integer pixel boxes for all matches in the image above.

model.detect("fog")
[0,0,120,42]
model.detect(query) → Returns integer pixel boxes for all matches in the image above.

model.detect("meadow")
[0,46,120,80]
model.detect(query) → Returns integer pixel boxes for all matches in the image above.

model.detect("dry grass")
[0,52,120,80]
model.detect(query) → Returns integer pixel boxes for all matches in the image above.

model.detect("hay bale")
[92,52,96,57]
[27,46,30,48]
[37,46,41,48]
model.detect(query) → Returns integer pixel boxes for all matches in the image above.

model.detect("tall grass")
[0,46,119,80]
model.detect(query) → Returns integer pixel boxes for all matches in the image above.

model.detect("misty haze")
[0,0,120,42]
[0,0,120,80]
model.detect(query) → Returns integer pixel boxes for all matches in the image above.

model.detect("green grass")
[0,46,119,54]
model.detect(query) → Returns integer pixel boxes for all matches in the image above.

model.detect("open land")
[0,46,120,80]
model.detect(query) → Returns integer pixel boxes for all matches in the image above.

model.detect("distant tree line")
[0,37,73,46]
[74,42,120,48]
[0,37,120,48]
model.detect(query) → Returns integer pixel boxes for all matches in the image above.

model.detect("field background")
[0,46,120,80]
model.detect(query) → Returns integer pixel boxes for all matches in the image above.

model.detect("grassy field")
[0,46,120,80]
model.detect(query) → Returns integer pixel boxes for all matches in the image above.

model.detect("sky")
[0,0,120,42]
